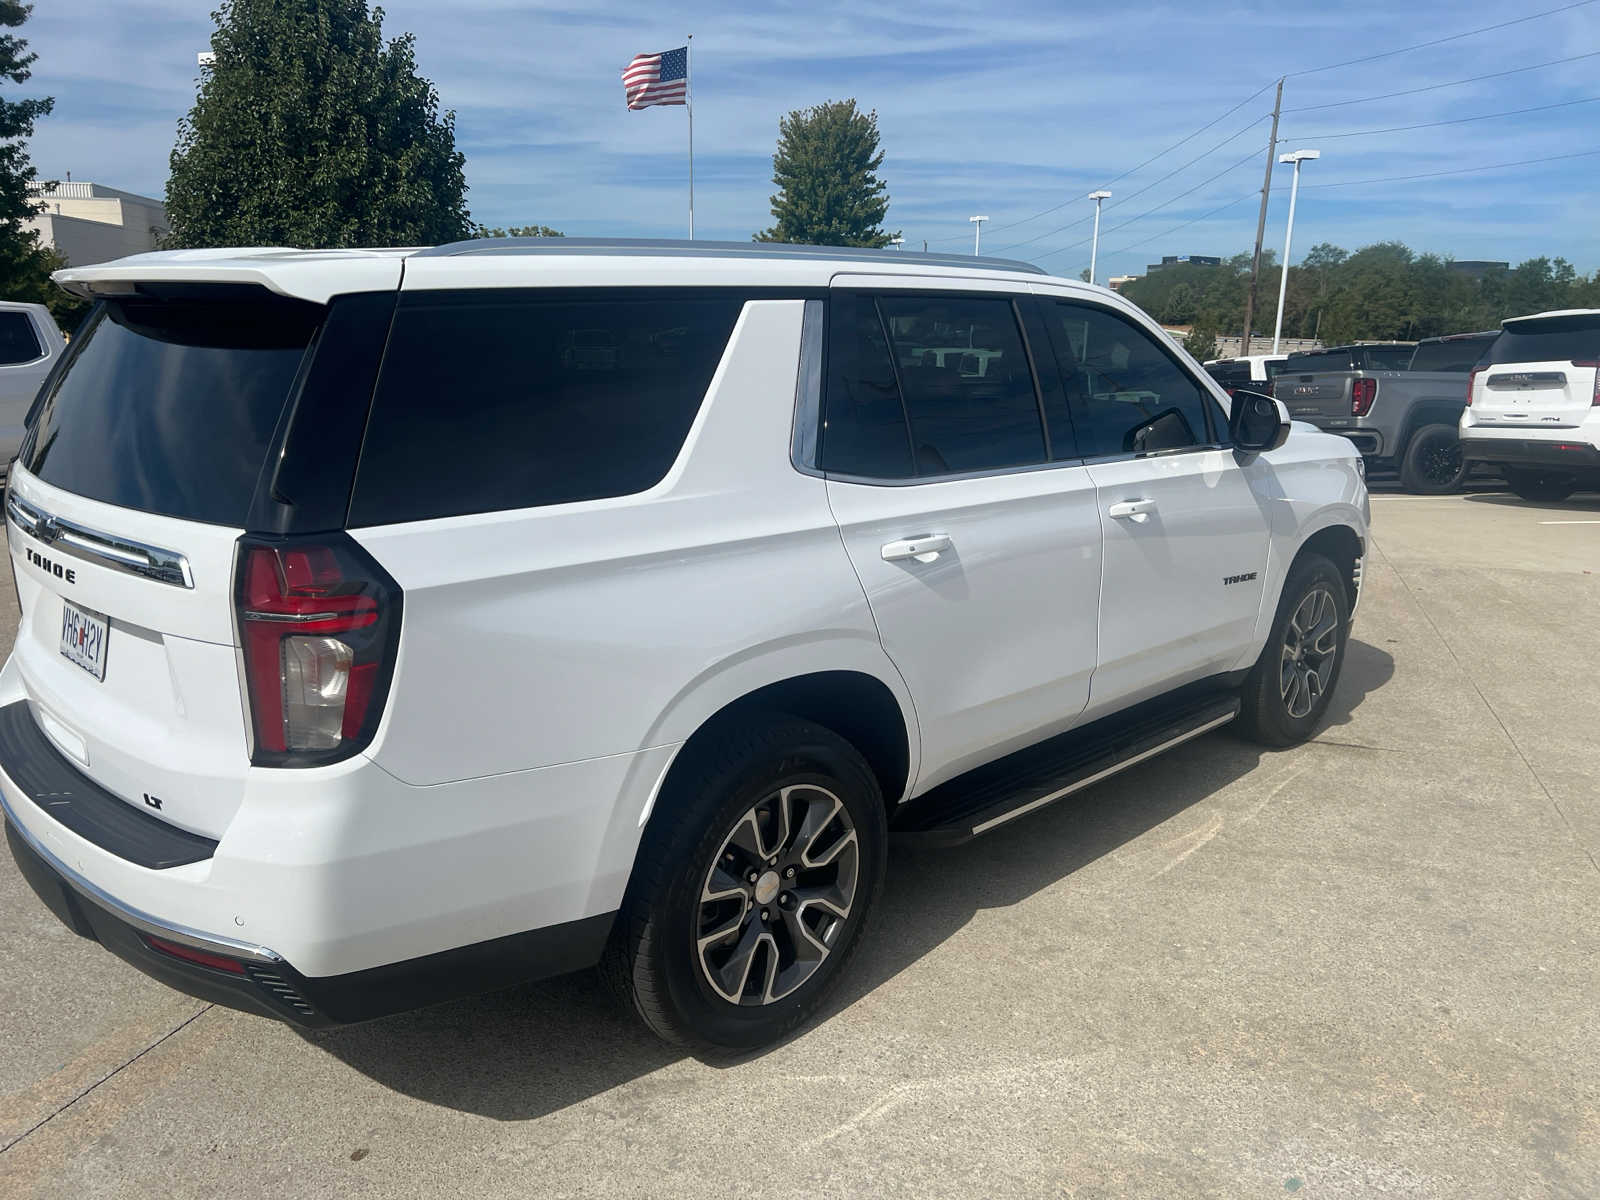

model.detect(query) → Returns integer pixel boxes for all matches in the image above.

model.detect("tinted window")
[1283,349,1352,374]
[1485,314,1600,365]
[1359,345,1414,371]
[1263,359,1293,381]
[1408,336,1495,373]
[1206,361,1254,388]
[22,298,318,525]
[820,293,913,478]
[0,311,43,365]
[349,292,742,525]
[1044,301,1212,458]
[877,295,1045,474]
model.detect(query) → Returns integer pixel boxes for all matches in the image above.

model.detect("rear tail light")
[234,536,402,767]
[1351,377,1377,417]
[1466,366,1482,407]
[1577,360,1600,404]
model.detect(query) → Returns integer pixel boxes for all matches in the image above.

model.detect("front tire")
[1238,554,1350,747]
[1503,467,1575,503]
[601,716,887,1052]
[1400,424,1467,494]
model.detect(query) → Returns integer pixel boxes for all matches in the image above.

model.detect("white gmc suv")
[0,240,1367,1050]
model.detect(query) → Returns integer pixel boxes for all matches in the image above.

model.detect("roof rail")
[412,236,1047,275]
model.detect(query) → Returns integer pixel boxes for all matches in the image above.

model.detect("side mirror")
[1228,389,1290,455]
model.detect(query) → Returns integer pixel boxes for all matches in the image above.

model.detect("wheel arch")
[1396,402,1466,456]
[1291,523,1364,610]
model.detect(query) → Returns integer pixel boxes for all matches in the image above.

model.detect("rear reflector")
[145,934,247,974]
[235,536,402,767]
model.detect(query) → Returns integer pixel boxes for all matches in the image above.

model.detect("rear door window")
[1042,301,1213,458]
[820,292,914,479]
[348,291,744,525]
[1485,314,1600,365]
[0,311,43,364]
[21,296,320,525]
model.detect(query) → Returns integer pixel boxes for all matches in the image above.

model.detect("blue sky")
[24,0,1600,279]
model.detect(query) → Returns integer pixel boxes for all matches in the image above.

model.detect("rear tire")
[601,716,887,1052]
[1238,554,1350,748]
[1399,424,1467,494]
[1503,468,1575,503]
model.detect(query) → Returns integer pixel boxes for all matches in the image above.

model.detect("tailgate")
[1277,371,1356,421]
[1472,313,1600,429]
[2,291,325,839]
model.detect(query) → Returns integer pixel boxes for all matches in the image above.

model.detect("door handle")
[1107,498,1157,519]
[881,533,952,563]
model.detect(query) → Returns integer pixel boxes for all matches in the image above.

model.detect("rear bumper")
[1459,436,1600,472]
[1300,419,1385,459]
[4,810,613,1026]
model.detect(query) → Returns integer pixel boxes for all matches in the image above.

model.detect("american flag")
[623,46,687,110]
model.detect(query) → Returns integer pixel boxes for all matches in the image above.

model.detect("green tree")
[474,224,563,238]
[0,2,72,326]
[755,99,896,247]
[167,0,470,248]
[1182,322,1217,361]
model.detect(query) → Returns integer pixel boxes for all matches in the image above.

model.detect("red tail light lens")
[1576,360,1600,404]
[1466,366,1482,407]
[235,536,402,767]
[1351,377,1378,417]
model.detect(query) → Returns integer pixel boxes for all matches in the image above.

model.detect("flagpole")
[686,34,694,240]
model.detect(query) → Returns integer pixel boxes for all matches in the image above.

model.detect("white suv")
[1461,309,1600,501]
[1,240,1367,1050]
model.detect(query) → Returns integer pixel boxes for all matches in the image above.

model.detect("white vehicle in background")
[1203,353,1289,395]
[1,240,1367,1051]
[1460,309,1600,501]
[0,301,65,466]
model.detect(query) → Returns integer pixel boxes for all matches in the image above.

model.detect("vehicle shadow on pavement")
[306,640,1393,1121]
[1462,493,1599,509]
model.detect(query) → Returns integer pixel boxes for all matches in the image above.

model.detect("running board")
[890,691,1241,847]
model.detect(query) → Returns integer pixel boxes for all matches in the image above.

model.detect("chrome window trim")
[5,491,195,589]
[0,783,282,964]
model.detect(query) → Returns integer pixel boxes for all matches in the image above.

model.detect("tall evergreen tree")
[0,2,70,325]
[755,99,896,247]
[167,0,470,248]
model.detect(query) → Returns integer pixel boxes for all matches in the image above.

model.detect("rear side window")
[1485,314,1600,366]
[1407,337,1494,373]
[21,297,319,525]
[348,292,744,525]
[0,311,43,364]
[1043,301,1212,458]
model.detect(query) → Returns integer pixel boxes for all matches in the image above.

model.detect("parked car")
[1276,342,1417,380]
[0,301,65,467]
[1272,332,1495,493]
[1460,309,1600,501]
[1,241,1368,1050]
[1204,354,1288,395]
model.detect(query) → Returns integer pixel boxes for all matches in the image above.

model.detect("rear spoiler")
[52,249,408,305]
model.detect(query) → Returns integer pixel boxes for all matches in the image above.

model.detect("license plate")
[59,601,110,681]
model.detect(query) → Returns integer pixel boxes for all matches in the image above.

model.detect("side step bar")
[890,691,1241,847]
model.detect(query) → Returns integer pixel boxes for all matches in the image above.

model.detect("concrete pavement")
[1,493,1597,1198]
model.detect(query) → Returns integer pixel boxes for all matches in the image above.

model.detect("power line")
[1099,193,1257,259]
[1285,94,1600,141]
[1282,50,1600,113]
[1286,0,1599,78]
[991,113,1268,254]
[1299,147,1600,189]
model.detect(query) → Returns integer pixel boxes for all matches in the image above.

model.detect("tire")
[1399,423,1468,494]
[1238,553,1351,748]
[1503,468,1575,503]
[600,715,888,1052]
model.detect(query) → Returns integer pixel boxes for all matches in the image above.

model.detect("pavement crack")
[1370,536,1600,880]
[0,1004,212,1156]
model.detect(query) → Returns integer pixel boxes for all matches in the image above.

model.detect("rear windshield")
[1205,361,1253,387]
[1485,314,1600,366]
[1263,359,1291,380]
[348,290,745,526]
[20,297,319,526]
[1358,345,1414,371]
[1282,350,1350,374]
[1408,336,1493,373]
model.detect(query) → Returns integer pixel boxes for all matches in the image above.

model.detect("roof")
[1502,308,1600,327]
[51,238,1053,304]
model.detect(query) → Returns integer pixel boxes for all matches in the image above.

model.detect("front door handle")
[1107,498,1157,519]
[881,533,952,563]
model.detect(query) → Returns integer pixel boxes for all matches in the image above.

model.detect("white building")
[26,181,170,267]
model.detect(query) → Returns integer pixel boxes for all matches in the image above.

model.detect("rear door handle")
[881,533,952,563]
[1107,498,1157,519]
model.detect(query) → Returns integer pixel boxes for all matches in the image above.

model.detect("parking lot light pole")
[1273,149,1319,355]
[970,215,988,255]
[1087,190,1112,285]
[890,236,905,251]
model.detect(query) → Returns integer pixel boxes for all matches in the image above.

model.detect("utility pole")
[1239,77,1283,359]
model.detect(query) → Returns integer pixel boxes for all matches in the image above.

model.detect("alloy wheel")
[696,784,860,1006]
[1280,584,1339,719]
[1419,436,1464,487]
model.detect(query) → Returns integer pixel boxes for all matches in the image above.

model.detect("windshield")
[20,296,320,526]
[1486,315,1600,365]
